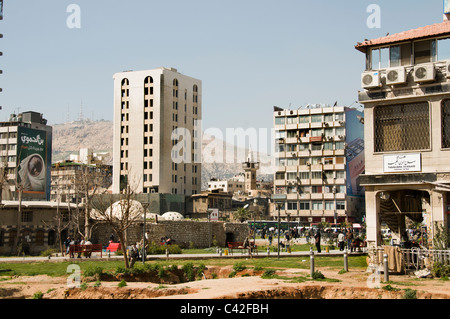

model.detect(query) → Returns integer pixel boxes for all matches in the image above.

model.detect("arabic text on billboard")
[17,127,47,196]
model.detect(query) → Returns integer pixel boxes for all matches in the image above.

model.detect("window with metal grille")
[442,100,450,148]
[374,102,430,152]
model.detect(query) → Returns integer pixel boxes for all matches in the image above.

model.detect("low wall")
[93,220,250,249]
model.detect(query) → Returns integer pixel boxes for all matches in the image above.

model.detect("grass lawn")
[0,255,368,277]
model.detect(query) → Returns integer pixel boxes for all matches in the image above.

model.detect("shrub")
[118,279,127,287]
[182,263,195,281]
[233,262,246,272]
[83,266,104,278]
[39,248,58,257]
[382,284,400,292]
[311,270,325,280]
[32,291,44,299]
[261,269,277,279]
[147,242,182,255]
[155,264,166,278]
[432,262,450,278]
[115,266,127,275]
[168,264,178,272]
[402,289,417,299]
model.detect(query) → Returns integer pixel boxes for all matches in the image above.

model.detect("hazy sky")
[0,1,444,135]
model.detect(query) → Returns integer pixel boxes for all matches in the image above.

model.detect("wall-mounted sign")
[383,153,421,173]
[208,208,219,221]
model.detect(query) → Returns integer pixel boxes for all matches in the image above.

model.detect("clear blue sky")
[0,0,444,134]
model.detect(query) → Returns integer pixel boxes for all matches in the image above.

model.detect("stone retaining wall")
[92,220,250,249]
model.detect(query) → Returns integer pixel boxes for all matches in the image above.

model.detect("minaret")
[242,148,259,194]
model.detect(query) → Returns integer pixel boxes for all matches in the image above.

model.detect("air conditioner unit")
[446,61,450,78]
[386,67,407,85]
[414,63,435,83]
[361,71,381,89]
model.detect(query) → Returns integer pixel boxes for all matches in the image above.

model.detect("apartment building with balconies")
[273,104,365,225]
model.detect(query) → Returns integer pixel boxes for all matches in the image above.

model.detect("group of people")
[260,226,363,254]
[160,236,173,246]
[128,237,151,267]
[63,236,93,258]
[337,229,362,252]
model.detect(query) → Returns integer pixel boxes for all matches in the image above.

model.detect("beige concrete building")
[112,67,201,195]
[207,175,245,194]
[0,201,77,255]
[273,105,365,225]
[356,19,450,249]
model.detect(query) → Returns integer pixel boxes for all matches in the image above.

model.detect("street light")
[271,194,286,259]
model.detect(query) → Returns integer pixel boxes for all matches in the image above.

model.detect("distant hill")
[51,119,113,163]
[51,120,274,189]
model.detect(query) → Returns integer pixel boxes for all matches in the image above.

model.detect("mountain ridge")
[51,120,274,188]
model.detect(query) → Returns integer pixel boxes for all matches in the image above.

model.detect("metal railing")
[371,246,450,272]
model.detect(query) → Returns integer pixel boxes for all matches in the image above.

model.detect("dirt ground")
[0,265,449,299]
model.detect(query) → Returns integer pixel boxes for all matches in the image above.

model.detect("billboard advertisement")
[345,108,365,196]
[16,127,49,199]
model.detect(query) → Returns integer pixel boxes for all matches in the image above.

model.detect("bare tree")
[92,170,142,268]
[58,163,111,241]
[42,181,72,255]
[93,191,143,267]
[0,157,9,205]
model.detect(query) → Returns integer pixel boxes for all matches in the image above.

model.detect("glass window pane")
[380,48,389,68]
[299,115,310,123]
[371,48,380,69]
[414,40,432,64]
[311,114,322,122]
[438,38,450,61]
[401,43,412,66]
[390,46,400,67]
[275,117,285,125]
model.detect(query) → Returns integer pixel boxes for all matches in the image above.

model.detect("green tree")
[234,207,249,222]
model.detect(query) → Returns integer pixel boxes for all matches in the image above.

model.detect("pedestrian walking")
[129,243,139,267]
[346,229,354,252]
[314,229,321,253]
[64,237,71,256]
[338,231,345,251]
